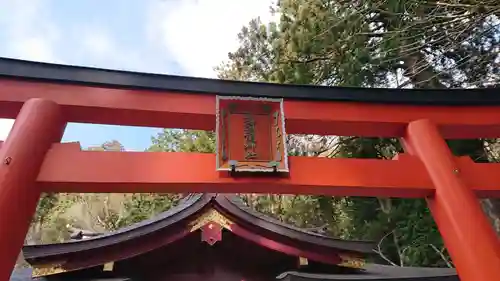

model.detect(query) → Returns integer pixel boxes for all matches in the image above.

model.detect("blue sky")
[0,0,275,150]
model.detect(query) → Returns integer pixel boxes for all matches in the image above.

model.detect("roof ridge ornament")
[189,208,234,246]
[189,208,233,232]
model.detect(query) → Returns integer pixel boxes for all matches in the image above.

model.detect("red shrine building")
[11,194,457,281]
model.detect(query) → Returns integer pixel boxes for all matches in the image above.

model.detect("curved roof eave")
[22,194,211,260]
[216,195,375,253]
[276,264,458,280]
[9,268,130,281]
[0,57,498,105]
[23,194,375,261]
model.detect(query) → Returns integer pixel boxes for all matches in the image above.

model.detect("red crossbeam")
[1,80,500,138]
[35,143,500,198]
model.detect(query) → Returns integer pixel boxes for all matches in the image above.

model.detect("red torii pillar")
[403,119,500,281]
[0,99,66,281]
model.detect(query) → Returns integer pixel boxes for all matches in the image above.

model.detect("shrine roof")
[9,265,458,281]
[277,264,458,280]
[0,57,498,105]
[9,268,130,281]
[22,194,374,261]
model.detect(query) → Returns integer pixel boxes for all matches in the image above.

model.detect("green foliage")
[214,0,500,267]
[116,130,215,226]
[148,129,215,153]
[87,140,125,151]
[217,0,499,88]
[118,193,182,227]
[335,136,451,266]
[34,193,59,223]
[29,141,134,244]
[29,132,207,245]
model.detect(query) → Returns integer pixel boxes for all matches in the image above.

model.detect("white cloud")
[147,0,277,78]
[9,37,58,62]
[0,119,14,141]
[0,0,279,141]
[76,25,167,74]
[0,0,60,63]
[0,0,61,140]
[81,29,115,58]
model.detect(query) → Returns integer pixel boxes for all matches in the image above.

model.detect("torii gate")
[0,58,499,281]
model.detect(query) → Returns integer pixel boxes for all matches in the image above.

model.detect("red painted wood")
[402,119,500,281]
[0,99,66,281]
[139,238,284,280]
[0,79,499,281]
[114,231,301,281]
[50,228,191,272]
[51,229,303,279]
[229,224,341,265]
[216,97,287,172]
[1,79,500,138]
[35,143,500,197]
[151,269,268,281]
[201,223,222,245]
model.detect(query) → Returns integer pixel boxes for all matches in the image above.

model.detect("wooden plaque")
[216,96,288,173]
